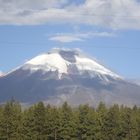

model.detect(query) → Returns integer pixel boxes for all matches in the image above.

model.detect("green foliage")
[45,104,60,140]
[0,100,22,139]
[0,101,140,140]
[102,104,120,140]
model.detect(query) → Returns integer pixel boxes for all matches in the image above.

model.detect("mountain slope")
[0,48,140,106]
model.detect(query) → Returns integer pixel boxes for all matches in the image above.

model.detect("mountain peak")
[50,48,83,63]
[22,48,121,80]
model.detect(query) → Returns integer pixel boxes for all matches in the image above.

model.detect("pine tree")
[84,106,96,140]
[33,102,46,139]
[0,105,4,138]
[120,107,138,140]
[136,107,140,139]
[95,102,107,140]
[21,106,35,139]
[102,104,120,140]
[22,102,47,140]
[77,104,94,140]
[45,104,60,140]
[0,100,22,139]
[58,102,76,140]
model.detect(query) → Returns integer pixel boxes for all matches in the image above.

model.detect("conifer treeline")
[0,100,140,140]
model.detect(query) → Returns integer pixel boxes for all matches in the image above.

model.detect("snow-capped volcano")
[22,48,121,80]
[0,48,140,107]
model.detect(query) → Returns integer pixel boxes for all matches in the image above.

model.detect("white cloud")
[49,35,83,43]
[0,0,140,29]
[0,0,67,10]
[75,32,115,38]
[49,31,115,43]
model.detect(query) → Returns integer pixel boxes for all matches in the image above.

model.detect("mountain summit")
[23,48,120,80]
[0,48,140,106]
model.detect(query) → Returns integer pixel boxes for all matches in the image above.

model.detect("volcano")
[0,48,140,106]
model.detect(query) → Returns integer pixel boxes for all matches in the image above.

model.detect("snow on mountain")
[75,56,120,78]
[24,53,68,78]
[0,48,140,107]
[0,71,4,77]
[22,48,121,80]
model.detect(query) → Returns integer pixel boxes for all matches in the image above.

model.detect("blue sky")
[0,0,140,79]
